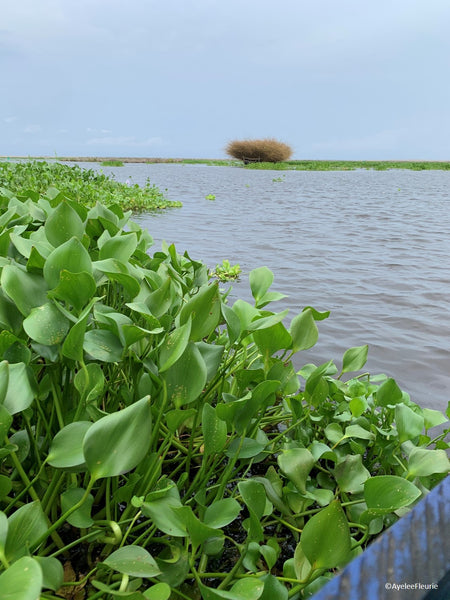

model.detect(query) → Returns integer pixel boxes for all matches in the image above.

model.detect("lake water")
[91,163,450,414]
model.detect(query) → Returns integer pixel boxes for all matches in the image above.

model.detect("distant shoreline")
[1,156,450,170]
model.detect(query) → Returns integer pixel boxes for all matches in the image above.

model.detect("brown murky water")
[93,163,450,414]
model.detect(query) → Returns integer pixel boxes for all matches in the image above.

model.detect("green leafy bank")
[0,185,448,600]
[0,161,181,211]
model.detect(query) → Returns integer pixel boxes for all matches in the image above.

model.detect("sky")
[1,0,450,160]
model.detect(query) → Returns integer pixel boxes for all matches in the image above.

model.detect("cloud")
[23,124,42,134]
[86,135,164,147]
[4,116,17,123]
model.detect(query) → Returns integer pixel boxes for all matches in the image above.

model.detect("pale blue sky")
[1,0,449,159]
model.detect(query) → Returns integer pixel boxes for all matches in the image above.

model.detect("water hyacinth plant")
[0,185,448,599]
[0,160,181,211]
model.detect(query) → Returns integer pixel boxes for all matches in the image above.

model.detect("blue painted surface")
[311,476,449,600]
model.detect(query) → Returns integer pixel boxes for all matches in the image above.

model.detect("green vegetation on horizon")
[0,181,448,598]
[0,160,181,211]
[100,159,124,167]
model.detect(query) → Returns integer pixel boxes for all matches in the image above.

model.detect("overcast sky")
[1,0,449,159]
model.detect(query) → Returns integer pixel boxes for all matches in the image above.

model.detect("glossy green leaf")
[259,574,288,600]
[1,265,49,316]
[204,498,241,529]
[200,577,264,600]
[60,487,94,527]
[47,421,92,469]
[164,341,207,407]
[225,436,266,459]
[0,475,12,500]
[406,448,450,478]
[99,232,138,262]
[252,321,292,357]
[45,200,84,246]
[246,310,289,333]
[364,475,421,511]
[238,480,266,520]
[83,329,123,362]
[0,401,12,439]
[83,395,152,480]
[5,501,48,562]
[143,583,171,600]
[48,270,97,312]
[422,408,448,430]
[175,506,219,551]
[141,486,187,537]
[334,454,370,493]
[395,403,424,442]
[197,341,225,381]
[290,309,319,353]
[278,448,315,494]
[300,501,351,569]
[74,362,105,403]
[43,237,92,288]
[103,545,161,577]
[202,403,227,456]
[0,556,43,600]
[159,318,191,373]
[34,556,64,591]
[249,266,274,308]
[341,345,368,374]
[3,363,35,415]
[376,378,403,407]
[179,282,221,341]
[62,314,89,361]
[0,511,8,552]
[23,302,70,345]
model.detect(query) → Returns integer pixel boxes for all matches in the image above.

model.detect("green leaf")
[0,511,8,552]
[48,421,92,469]
[252,322,292,357]
[48,270,97,312]
[60,487,94,527]
[164,342,207,408]
[249,266,274,308]
[23,302,70,346]
[99,233,138,262]
[202,403,227,456]
[406,448,450,478]
[290,309,319,353]
[238,480,266,520]
[62,314,89,361]
[395,404,424,442]
[83,329,123,362]
[200,577,264,600]
[341,345,368,374]
[34,556,64,591]
[3,363,35,415]
[179,282,221,341]
[334,454,370,493]
[204,498,241,529]
[141,487,187,537]
[83,395,152,480]
[300,500,352,569]
[422,408,448,430]
[278,448,315,494]
[246,310,289,333]
[5,501,48,562]
[175,506,219,551]
[0,556,43,600]
[103,545,161,578]
[159,318,192,373]
[143,583,171,600]
[74,363,104,403]
[43,237,92,289]
[1,265,48,316]
[364,475,421,511]
[45,200,85,246]
[376,378,403,407]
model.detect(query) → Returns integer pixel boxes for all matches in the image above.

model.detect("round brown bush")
[225,138,293,163]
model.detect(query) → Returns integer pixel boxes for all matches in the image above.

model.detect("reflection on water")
[94,162,450,413]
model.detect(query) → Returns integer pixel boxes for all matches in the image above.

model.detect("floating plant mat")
[0,184,448,599]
